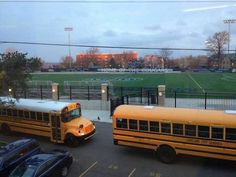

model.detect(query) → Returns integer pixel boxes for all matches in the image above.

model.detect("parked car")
[0,138,40,177]
[9,149,73,177]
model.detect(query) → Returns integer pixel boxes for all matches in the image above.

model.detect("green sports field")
[31,72,236,93]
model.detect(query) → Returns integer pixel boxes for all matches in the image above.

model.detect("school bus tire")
[65,133,79,147]
[1,124,11,136]
[157,145,176,164]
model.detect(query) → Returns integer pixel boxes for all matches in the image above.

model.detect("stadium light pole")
[64,27,73,68]
[223,19,236,55]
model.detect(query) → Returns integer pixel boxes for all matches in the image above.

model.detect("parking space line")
[128,168,136,177]
[79,161,98,177]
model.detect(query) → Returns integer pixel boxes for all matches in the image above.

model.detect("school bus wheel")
[1,124,11,136]
[65,133,79,147]
[157,145,176,164]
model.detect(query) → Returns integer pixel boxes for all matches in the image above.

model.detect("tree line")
[58,31,232,70]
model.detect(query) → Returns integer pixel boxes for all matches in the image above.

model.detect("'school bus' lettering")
[112,105,236,163]
[0,97,95,147]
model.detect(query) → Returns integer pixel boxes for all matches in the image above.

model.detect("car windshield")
[9,164,36,177]
[62,108,81,122]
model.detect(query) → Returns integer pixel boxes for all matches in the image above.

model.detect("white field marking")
[79,161,98,177]
[187,73,205,93]
[128,168,136,177]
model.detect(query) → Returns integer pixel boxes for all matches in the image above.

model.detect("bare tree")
[159,48,173,68]
[205,31,228,69]
[60,56,73,69]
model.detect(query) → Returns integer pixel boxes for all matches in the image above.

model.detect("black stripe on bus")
[0,119,49,127]
[115,139,156,148]
[113,133,236,151]
[115,139,236,157]
[114,128,236,144]
[9,124,51,133]
[176,147,236,157]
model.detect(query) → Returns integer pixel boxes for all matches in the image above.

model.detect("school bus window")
[24,111,29,119]
[116,118,127,129]
[185,125,196,137]
[7,109,12,117]
[150,121,159,132]
[12,109,17,117]
[18,110,24,118]
[43,113,49,122]
[161,122,171,134]
[226,128,236,141]
[129,119,137,130]
[198,126,209,138]
[173,123,184,135]
[211,127,223,140]
[30,112,36,120]
[37,112,43,121]
[139,120,148,131]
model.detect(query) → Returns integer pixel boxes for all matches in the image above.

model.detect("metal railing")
[14,85,236,111]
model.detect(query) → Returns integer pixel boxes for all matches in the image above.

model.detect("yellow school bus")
[112,105,236,163]
[0,97,95,147]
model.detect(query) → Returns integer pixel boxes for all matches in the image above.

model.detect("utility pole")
[64,27,73,68]
[223,19,236,55]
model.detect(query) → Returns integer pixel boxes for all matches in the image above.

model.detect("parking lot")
[1,121,236,177]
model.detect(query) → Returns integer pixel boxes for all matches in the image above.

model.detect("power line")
[0,0,235,3]
[1,40,234,52]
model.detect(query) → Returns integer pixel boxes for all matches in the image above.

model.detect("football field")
[31,72,236,93]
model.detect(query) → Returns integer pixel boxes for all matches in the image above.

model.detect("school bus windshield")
[62,108,81,122]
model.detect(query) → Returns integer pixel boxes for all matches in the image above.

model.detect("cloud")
[144,25,162,31]
[176,20,187,26]
[103,30,117,37]
[189,32,201,38]
[183,5,234,12]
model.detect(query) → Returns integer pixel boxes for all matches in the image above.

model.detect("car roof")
[26,153,56,167]
[0,139,37,157]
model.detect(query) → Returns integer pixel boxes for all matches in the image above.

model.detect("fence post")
[205,92,207,109]
[158,85,166,106]
[101,83,109,101]
[126,95,129,105]
[52,83,59,101]
[58,85,60,100]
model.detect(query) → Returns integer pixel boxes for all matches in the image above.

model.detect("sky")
[0,0,236,63]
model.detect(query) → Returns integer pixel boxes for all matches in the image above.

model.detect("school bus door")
[50,113,63,143]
